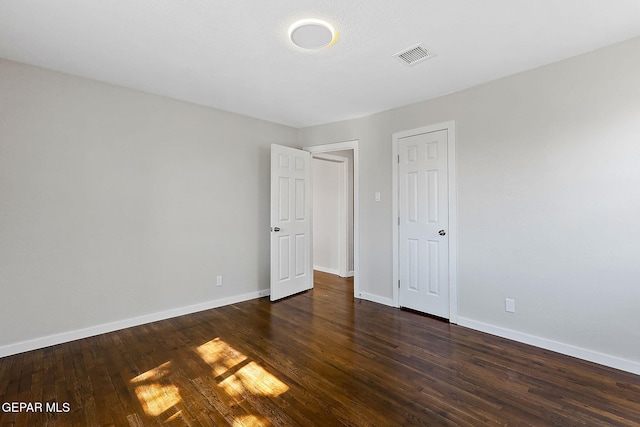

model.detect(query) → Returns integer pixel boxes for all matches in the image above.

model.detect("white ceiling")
[2,1,640,128]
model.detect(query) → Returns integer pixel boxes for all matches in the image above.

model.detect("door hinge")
[397,155,400,164]
[398,217,400,226]
[398,280,401,288]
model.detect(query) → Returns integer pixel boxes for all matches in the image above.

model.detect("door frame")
[312,153,350,278]
[304,140,360,298]
[392,122,458,323]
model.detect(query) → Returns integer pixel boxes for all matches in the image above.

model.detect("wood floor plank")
[1,271,640,426]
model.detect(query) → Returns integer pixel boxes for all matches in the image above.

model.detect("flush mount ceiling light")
[288,19,337,49]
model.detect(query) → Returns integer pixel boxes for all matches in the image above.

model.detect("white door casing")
[270,144,313,301]
[393,122,457,321]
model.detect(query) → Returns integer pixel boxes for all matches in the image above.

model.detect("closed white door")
[270,144,313,301]
[398,130,449,318]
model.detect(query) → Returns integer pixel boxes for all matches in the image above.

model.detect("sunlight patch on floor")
[128,339,289,421]
[130,361,182,417]
[197,338,289,397]
[131,361,173,383]
[164,410,185,423]
[218,361,289,398]
[197,338,247,377]
[133,383,181,416]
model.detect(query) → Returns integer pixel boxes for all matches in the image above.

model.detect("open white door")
[270,144,313,301]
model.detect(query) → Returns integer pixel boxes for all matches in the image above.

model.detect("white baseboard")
[457,317,640,376]
[313,265,340,275]
[356,291,395,307]
[313,266,355,278]
[0,289,270,359]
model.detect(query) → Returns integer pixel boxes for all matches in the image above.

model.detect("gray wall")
[0,59,298,349]
[312,158,342,274]
[300,37,640,366]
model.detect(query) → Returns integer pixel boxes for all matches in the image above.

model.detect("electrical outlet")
[505,298,515,313]
[375,192,381,202]
[216,275,223,287]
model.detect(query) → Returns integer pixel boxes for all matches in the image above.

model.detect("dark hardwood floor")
[1,271,639,426]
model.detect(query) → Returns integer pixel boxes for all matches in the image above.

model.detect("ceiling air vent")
[393,44,435,66]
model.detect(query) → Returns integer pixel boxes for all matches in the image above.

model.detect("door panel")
[398,130,449,318]
[270,145,313,301]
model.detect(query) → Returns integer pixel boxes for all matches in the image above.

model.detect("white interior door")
[270,144,313,301]
[398,129,450,318]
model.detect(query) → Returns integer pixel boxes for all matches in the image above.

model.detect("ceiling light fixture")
[288,19,337,50]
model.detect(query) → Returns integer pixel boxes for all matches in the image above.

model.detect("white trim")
[0,289,269,359]
[313,265,341,276]
[304,140,360,300]
[392,121,458,323]
[458,317,640,376]
[357,292,395,307]
[312,152,346,163]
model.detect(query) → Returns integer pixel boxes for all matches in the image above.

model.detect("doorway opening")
[305,141,359,298]
[312,152,352,278]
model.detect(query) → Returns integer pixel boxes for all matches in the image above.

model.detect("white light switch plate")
[505,298,515,313]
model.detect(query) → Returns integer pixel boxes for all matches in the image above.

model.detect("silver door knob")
[438,230,446,236]
[272,227,281,232]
